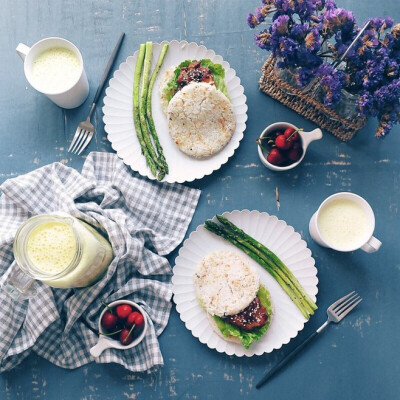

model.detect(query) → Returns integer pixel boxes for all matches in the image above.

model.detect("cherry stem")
[285,128,304,142]
[256,138,270,155]
[101,301,113,314]
[122,323,136,344]
[100,329,122,336]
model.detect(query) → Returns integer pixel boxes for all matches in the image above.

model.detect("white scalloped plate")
[102,40,248,183]
[172,210,319,357]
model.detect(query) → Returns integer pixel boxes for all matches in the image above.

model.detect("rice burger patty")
[167,82,236,158]
[194,250,273,349]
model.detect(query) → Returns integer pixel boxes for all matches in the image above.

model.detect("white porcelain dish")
[172,210,318,357]
[103,40,248,183]
[258,122,322,171]
[89,299,148,357]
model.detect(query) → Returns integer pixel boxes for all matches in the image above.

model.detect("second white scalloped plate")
[102,40,248,183]
[172,210,319,357]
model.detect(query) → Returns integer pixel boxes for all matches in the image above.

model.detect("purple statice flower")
[294,0,320,21]
[278,36,299,56]
[272,14,290,35]
[315,64,346,105]
[291,23,309,39]
[256,3,276,23]
[324,0,337,10]
[247,13,259,29]
[392,23,400,40]
[297,66,315,85]
[369,17,394,32]
[322,8,355,37]
[254,30,272,50]
[305,26,321,51]
[274,0,295,14]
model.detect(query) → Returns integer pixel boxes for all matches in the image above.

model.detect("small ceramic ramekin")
[257,122,323,171]
[89,299,148,357]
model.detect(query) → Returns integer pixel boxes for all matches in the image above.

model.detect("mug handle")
[16,43,31,61]
[361,236,382,253]
[2,261,37,301]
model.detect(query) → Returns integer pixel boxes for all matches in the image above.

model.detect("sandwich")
[194,249,273,349]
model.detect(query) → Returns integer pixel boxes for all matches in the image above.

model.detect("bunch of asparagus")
[133,42,169,180]
[204,215,317,319]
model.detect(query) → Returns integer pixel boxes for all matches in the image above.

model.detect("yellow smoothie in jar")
[24,214,113,288]
[27,221,77,275]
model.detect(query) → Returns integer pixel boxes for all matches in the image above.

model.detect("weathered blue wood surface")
[0,1,399,399]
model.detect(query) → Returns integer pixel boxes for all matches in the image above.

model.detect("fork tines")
[332,291,362,318]
[68,128,92,155]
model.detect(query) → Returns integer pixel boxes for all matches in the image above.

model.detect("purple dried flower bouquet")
[248,0,400,137]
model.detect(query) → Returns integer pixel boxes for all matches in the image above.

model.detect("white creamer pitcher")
[16,37,89,108]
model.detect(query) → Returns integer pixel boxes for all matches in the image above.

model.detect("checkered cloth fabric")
[0,152,200,372]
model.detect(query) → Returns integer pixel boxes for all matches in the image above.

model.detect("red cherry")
[267,148,286,166]
[275,134,292,150]
[101,312,118,331]
[288,146,303,162]
[272,130,283,137]
[116,304,133,320]
[134,313,144,328]
[120,328,134,345]
[284,127,300,142]
[126,311,140,328]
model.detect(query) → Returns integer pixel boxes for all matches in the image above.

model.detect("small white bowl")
[89,299,148,357]
[257,122,322,171]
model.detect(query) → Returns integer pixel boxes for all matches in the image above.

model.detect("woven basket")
[259,56,367,142]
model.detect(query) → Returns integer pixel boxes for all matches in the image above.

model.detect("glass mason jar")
[5,212,113,300]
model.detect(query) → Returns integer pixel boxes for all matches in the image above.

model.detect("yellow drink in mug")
[309,192,382,253]
[7,212,113,297]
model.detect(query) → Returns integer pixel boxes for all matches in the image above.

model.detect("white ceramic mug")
[309,192,382,253]
[16,37,89,109]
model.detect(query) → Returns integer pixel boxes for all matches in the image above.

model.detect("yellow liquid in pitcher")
[26,221,76,274]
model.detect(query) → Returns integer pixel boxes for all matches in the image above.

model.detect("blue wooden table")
[1,1,399,399]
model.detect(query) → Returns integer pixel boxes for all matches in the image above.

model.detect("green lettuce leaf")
[213,285,273,349]
[163,59,230,102]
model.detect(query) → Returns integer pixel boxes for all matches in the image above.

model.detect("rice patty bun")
[167,82,236,159]
[194,249,259,317]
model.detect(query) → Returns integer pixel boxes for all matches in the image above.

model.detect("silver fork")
[68,32,125,155]
[256,291,362,389]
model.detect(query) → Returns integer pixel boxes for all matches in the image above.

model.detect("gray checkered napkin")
[0,152,200,372]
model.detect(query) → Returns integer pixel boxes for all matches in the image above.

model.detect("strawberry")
[275,134,292,150]
[267,148,286,166]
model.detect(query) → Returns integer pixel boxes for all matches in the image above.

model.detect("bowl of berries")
[89,300,148,357]
[257,122,322,171]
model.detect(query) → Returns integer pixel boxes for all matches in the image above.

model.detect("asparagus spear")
[216,215,317,312]
[147,43,169,179]
[204,221,311,319]
[139,42,164,175]
[133,44,157,176]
